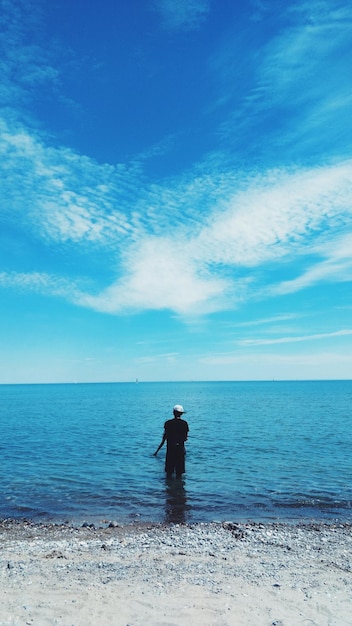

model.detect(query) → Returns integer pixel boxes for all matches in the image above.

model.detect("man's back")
[164,418,189,445]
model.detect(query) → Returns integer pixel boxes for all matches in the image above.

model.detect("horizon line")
[1,378,351,386]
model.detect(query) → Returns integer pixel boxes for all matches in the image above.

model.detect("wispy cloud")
[0,118,140,247]
[236,314,300,327]
[258,3,352,154]
[135,352,179,364]
[275,258,352,295]
[239,329,352,346]
[199,348,352,381]
[216,1,352,160]
[153,0,211,31]
[190,160,352,266]
[272,233,352,295]
[0,0,59,110]
[257,4,352,106]
[0,270,85,301]
[1,113,351,316]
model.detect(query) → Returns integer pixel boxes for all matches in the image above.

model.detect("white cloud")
[77,237,231,315]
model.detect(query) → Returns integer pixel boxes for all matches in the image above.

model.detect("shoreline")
[1,519,351,625]
[1,514,352,530]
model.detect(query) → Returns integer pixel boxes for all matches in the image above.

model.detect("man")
[154,405,189,478]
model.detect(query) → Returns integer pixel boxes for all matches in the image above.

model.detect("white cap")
[173,404,185,414]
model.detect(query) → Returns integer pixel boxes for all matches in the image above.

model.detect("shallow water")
[1,380,351,524]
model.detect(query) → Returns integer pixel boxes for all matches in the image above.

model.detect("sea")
[1,380,351,525]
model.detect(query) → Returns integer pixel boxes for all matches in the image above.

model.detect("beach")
[0,519,351,625]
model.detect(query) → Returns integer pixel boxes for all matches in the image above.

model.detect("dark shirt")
[164,418,189,446]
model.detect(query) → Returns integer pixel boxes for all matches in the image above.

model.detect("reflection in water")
[164,477,191,524]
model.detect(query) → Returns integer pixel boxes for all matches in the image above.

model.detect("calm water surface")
[0,381,351,524]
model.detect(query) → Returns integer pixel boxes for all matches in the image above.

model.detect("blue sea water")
[0,380,351,525]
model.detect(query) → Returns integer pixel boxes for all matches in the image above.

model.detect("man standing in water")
[154,405,189,478]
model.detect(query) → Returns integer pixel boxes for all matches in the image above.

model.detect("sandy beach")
[0,519,351,625]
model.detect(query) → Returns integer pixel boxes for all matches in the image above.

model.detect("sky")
[1,0,352,383]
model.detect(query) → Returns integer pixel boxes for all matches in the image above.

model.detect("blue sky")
[1,0,351,383]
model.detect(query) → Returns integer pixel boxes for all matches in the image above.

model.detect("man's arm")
[184,422,189,441]
[153,433,166,456]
